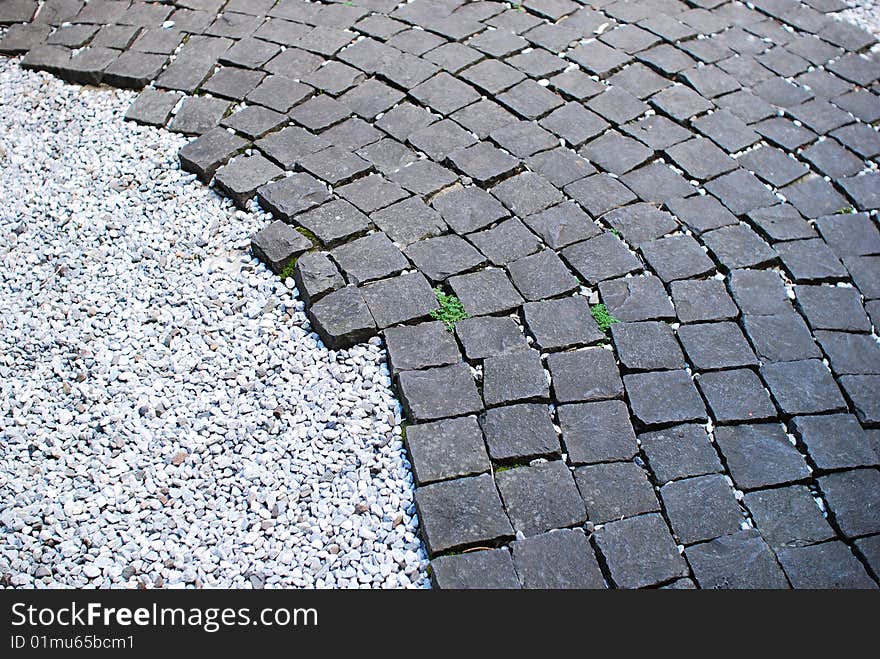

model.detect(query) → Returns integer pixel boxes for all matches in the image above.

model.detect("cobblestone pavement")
[2,0,879,589]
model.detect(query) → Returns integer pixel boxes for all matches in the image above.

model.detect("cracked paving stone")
[561,233,641,285]
[701,224,777,271]
[250,220,312,275]
[677,321,757,371]
[447,142,519,185]
[777,541,877,589]
[640,235,716,283]
[775,238,848,283]
[384,321,461,374]
[522,201,600,250]
[431,549,520,589]
[715,422,811,491]
[747,204,816,243]
[256,172,330,221]
[496,461,586,537]
[455,316,528,361]
[761,359,847,416]
[599,276,675,322]
[404,234,486,282]
[815,330,880,376]
[795,285,872,333]
[415,473,514,555]
[330,232,408,284]
[479,403,560,462]
[602,203,677,247]
[448,268,524,317]
[666,195,737,235]
[256,126,329,170]
[640,424,723,484]
[661,474,743,545]
[557,400,639,465]
[214,153,282,208]
[397,363,483,423]
[624,370,707,427]
[431,186,508,235]
[574,462,659,525]
[595,513,689,589]
[362,272,439,328]
[370,197,447,247]
[611,321,685,372]
[670,279,738,324]
[292,252,344,305]
[742,313,822,363]
[686,530,790,589]
[547,348,623,403]
[296,199,370,246]
[743,485,835,550]
[697,368,777,424]
[469,219,542,267]
[298,146,371,187]
[307,285,376,350]
[404,416,490,486]
[511,529,606,589]
[508,249,579,302]
[818,469,880,538]
[482,348,549,407]
[178,127,248,183]
[168,96,231,136]
[790,414,878,472]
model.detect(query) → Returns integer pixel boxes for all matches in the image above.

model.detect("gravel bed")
[0,56,428,589]
[837,1,880,38]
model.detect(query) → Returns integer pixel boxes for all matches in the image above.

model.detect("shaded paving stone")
[686,529,790,589]
[405,234,486,282]
[448,268,524,317]
[469,219,542,267]
[490,119,557,158]
[574,462,659,524]
[661,474,744,545]
[460,57,526,95]
[621,162,695,204]
[370,197,447,247]
[330,232,408,284]
[21,44,72,75]
[670,279,738,324]
[362,272,439,328]
[431,548,520,589]
[408,118,477,160]
[357,139,418,176]
[125,89,183,128]
[497,79,564,120]
[404,416,490,486]
[397,363,483,422]
[168,96,231,136]
[508,250,579,302]
[795,285,871,333]
[483,348,549,407]
[98,50,166,89]
[564,173,637,216]
[609,62,671,99]
[539,101,608,147]
[611,321,685,372]
[0,23,51,55]
[296,199,370,246]
[523,201,600,250]
[387,159,457,197]
[322,117,383,151]
[775,238,847,283]
[747,204,815,243]
[526,147,595,188]
[666,195,737,236]
[178,127,248,183]
[819,469,880,538]
[705,169,778,217]
[728,268,791,316]
[755,117,816,151]
[336,174,408,214]
[839,173,880,212]
[250,220,312,275]
[455,316,529,361]
[697,368,777,424]
[602,203,677,247]
[665,137,736,181]
[490,171,563,218]
[677,321,757,370]
[595,513,689,589]
[307,285,376,350]
[781,176,849,220]
[599,276,676,322]
[414,473,514,555]
[299,146,373,187]
[742,313,821,363]
[451,99,516,141]
[587,86,648,125]
[693,109,759,153]
[201,66,264,101]
[815,330,880,376]
[57,46,120,85]
[479,403,560,462]
[715,422,811,491]
[625,369,707,427]
[641,235,715,283]
[384,321,461,374]
[547,347,623,403]
[621,114,692,151]
[292,252,344,305]
[496,461,586,536]
[214,153,282,207]
[290,95,351,131]
[409,71,481,115]
[447,142,519,185]
[740,146,809,189]
[743,485,835,549]
[651,84,714,122]
[640,424,723,484]
[558,400,639,465]
[777,541,877,589]
[256,126,329,170]
[431,186,508,235]
[701,224,777,270]
[761,359,847,416]
[562,233,641,285]
[511,529,606,589]
[790,413,878,471]
[256,173,329,220]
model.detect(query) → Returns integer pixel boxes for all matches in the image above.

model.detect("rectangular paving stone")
[624,370,708,427]
[508,250,579,302]
[523,297,604,352]
[611,321,686,372]
[397,363,483,422]
[561,233,642,285]
[101,50,166,89]
[298,146,371,187]
[255,125,328,169]
[222,104,288,140]
[405,416,490,486]
[575,462,660,525]
[250,219,312,275]
[455,316,529,361]
[292,251,344,305]
[490,171,563,218]
[677,321,757,371]
[742,313,822,363]
[362,272,439,328]
[415,474,514,555]
[661,474,744,545]
[747,204,816,243]
[686,529,790,589]
[479,403,560,462]
[330,232,408,284]
[482,348,549,407]
[0,23,51,54]
[743,485,835,549]
[169,95,231,136]
[621,162,696,205]
[214,153,283,207]
[384,321,461,374]
[776,238,848,283]
[819,469,880,538]
[496,461,587,537]
[665,137,736,181]
[777,541,877,589]
[670,279,739,324]
[447,142,519,185]
[715,422,811,491]
[447,268,524,317]
[640,424,723,484]
[760,359,847,416]
[307,285,377,350]
[490,119,558,158]
[558,400,639,465]
[697,368,777,424]
[431,549,520,589]
[511,529,606,589]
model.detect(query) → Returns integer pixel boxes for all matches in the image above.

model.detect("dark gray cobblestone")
[7,0,880,589]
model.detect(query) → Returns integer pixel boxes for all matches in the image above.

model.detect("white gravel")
[837,1,880,39]
[0,56,428,589]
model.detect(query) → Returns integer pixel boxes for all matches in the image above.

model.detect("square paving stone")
[523,296,604,351]
[705,169,778,217]
[761,359,847,416]
[125,88,183,128]
[405,234,486,282]
[101,51,167,89]
[431,186,508,235]
[621,163,696,205]
[214,154,283,207]
[490,120,559,158]
[408,119,477,161]
[526,147,595,189]
[547,348,623,404]
[451,99,517,140]
[701,224,777,270]
[815,330,880,376]
[511,529,606,589]
[508,250,580,302]
[425,42,483,75]
[292,252,344,305]
[640,235,716,283]
[522,202,600,250]
[169,96,231,136]
[256,173,329,221]
[322,117,383,152]
[568,39,632,77]
[507,48,568,78]
[415,474,514,555]
[777,541,877,589]
[743,485,835,549]
[497,79,564,120]
[0,23,51,55]
[746,205,815,243]
[557,400,639,465]
[665,137,736,181]
[431,549,520,589]
[686,529,790,589]
[405,416,490,486]
[639,424,723,484]
[362,272,439,328]
[307,285,377,350]
[496,461,587,536]
[587,86,649,125]
[178,127,249,183]
[201,66,264,100]
[693,109,760,154]
[595,513,689,589]
[677,321,757,371]
[697,369,777,424]
[561,233,641,285]
[460,58,526,95]
[384,321,461,374]
[602,203,677,247]
[370,197,447,247]
[742,313,822,363]
[397,363,483,422]
[793,412,878,472]
[682,65,741,99]
[781,176,849,220]
[832,123,880,160]
[250,220,313,274]
[574,462,660,525]
[775,239,848,283]
[447,142,519,186]
[296,199,370,246]
[298,147,371,187]
[357,139,418,176]
[608,62,671,99]
[819,469,880,538]
[483,349,549,407]
[740,146,809,189]
[480,403,560,462]
[490,172,563,218]
[455,316,529,361]
[339,78,404,119]
[548,68,606,101]
[661,474,744,545]
[448,268,524,317]
[289,95,351,131]
[611,321,686,372]
[715,423,811,490]
[670,279,738,323]
[386,158,457,197]
[795,285,871,333]
[374,102,437,143]
[539,102,609,147]
[256,126,329,170]
[621,115,693,151]
[336,174,408,214]
[624,370,708,427]
[409,71,481,116]
[330,232,408,284]
[840,173,880,212]
[650,84,714,122]
[599,276,675,322]
[666,195,737,235]
[727,269,791,316]
[20,44,72,75]
[469,219,542,267]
